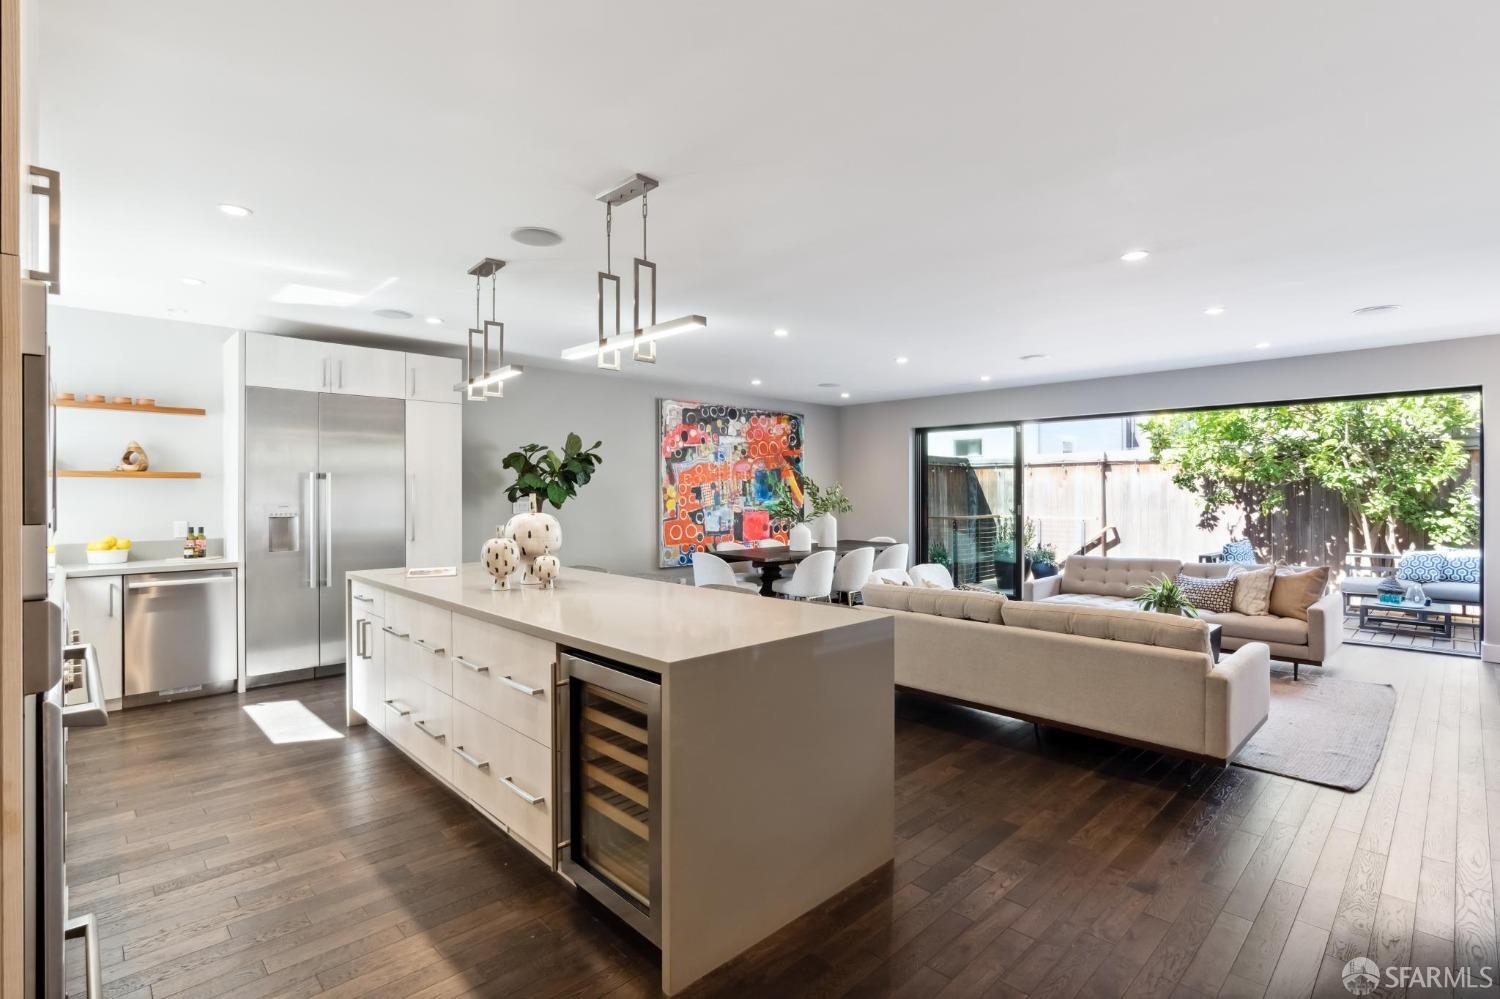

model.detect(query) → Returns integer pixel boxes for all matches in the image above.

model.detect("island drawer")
[452,701,553,860]
[349,580,385,619]
[385,595,453,694]
[405,683,453,782]
[451,615,554,746]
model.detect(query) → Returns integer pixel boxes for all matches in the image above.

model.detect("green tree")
[1140,394,1478,556]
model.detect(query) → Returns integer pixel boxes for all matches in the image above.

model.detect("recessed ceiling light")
[840,392,850,399]
[1019,353,1048,361]
[773,328,789,338]
[179,277,204,286]
[980,375,991,382]
[510,226,563,247]
[1255,341,1271,350]
[1120,249,1150,263]
[217,203,253,217]
[1352,304,1400,315]
[372,308,414,320]
[817,382,840,388]
[425,316,442,325]
[166,307,186,315]
[750,378,762,386]
[1204,306,1225,316]
[895,356,909,365]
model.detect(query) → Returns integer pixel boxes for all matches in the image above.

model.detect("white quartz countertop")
[349,563,889,673]
[55,556,239,580]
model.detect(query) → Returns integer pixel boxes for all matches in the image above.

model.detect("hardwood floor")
[64,644,1499,998]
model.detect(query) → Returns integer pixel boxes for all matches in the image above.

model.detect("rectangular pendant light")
[560,315,708,361]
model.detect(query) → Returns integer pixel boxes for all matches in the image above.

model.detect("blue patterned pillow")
[1220,539,1255,564]
[1396,551,1447,583]
[1440,549,1481,584]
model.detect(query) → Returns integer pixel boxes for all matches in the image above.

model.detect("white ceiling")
[39,1,1500,404]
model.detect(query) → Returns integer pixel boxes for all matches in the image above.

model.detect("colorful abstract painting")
[657,399,805,567]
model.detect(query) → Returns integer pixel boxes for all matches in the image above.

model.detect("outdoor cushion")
[1227,564,1275,616]
[862,582,1007,624]
[1397,551,1447,583]
[1268,566,1330,621]
[1197,610,1310,646]
[1174,573,1236,614]
[1220,539,1256,564]
[1340,577,1383,596]
[1060,556,1183,598]
[1439,549,1481,583]
[1002,601,1213,656]
[1418,580,1480,604]
[1038,593,1139,611]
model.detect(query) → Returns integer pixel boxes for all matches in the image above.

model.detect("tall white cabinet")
[406,399,463,569]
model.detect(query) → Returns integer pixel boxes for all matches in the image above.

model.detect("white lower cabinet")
[451,614,553,746]
[452,701,553,859]
[65,575,124,704]
[408,686,453,781]
[349,604,386,733]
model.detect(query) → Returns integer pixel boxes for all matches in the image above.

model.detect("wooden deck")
[63,644,1500,997]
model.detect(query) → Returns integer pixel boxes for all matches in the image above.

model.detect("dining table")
[713,539,896,597]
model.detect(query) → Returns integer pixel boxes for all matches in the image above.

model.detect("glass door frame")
[915,421,1025,596]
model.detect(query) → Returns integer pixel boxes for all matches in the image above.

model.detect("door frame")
[915,422,1024,595]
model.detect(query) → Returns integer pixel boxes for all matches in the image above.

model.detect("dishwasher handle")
[127,574,235,590]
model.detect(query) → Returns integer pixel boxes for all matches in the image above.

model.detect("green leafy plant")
[1134,575,1198,616]
[502,433,604,510]
[1025,542,1058,566]
[928,541,951,569]
[806,479,854,518]
[764,474,811,524]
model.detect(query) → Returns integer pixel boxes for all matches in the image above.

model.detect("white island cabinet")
[346,564,894,995]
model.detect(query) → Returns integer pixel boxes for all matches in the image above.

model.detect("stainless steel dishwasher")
[124,569,238,705]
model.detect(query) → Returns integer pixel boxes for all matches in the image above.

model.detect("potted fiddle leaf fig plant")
[1134,575,1198,616]
[490,434,603,587]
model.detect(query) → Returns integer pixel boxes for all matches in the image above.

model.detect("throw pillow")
[1439,549,1481,584]
[1227,564,1275,616]
[1268,566,1330,621]
[1220,539,1256,564]
[1173,573,1236,614]
[1396,551,1447,583]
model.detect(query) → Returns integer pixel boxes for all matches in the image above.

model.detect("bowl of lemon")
[85,536,131,564]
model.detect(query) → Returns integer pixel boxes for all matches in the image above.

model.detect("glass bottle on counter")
[182,527,196,560]
[193,526,206,558]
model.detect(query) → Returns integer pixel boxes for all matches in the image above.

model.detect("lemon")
[101,535,118,549]
[86,541,103,552]
[116,538,131,550]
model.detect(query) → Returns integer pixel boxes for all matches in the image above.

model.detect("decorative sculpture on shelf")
[114,440,149,472]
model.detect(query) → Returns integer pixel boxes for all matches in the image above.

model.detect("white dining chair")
[868,536,898,544]
[872,543,910,573]
[831,547,875,605]
[692,552,760,592]
[908,563,954,589]
[770,550,837,601]
[711,543,761,583]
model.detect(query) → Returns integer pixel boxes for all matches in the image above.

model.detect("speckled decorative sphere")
[531,555,560,589]
[481,535,520,589]
[504,510,562,558]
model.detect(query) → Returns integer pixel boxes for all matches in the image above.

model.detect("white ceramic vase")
[481,534,520,589]
[788,522,813,552]
[813,513,838,548]
[504,496,563,586]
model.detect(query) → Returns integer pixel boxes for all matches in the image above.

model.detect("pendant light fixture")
[560,174,708,367]
[462,257,523,400]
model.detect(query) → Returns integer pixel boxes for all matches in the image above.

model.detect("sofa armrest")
[1204,642,1271,762]
[1305,589,1345,663]
[1025,574,1063,601]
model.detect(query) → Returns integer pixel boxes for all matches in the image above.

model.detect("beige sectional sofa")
[1023,556,1343,678]
[863,584,1270,763]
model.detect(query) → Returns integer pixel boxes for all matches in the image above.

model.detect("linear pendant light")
[459,258,523,400]
[560,174,709,367]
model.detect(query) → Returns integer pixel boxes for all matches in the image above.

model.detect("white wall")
[837,333,1500,657]
[50,307,232,545]
[462,366,842,575]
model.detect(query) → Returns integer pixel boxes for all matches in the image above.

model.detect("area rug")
[1232,672,1395,791]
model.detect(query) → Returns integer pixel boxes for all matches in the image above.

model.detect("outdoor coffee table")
[1357,598,1464,638]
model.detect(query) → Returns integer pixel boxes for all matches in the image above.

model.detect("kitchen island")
[345,564,894,995]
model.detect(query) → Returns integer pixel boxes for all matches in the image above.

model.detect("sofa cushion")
[1397,551,1447,583]
[1439,549,1481,584]
[1227,564,1275,616]
[1268,566,1330,621]
[1039,593,1139,611]
[1197,610,1310,646]
[1002,602,1213,656]
[1340,577,1382,596]
[1060,556,1183,598]
[1174,573,1236,614]
[1419,580,1480,604]
[862,582,1007,624]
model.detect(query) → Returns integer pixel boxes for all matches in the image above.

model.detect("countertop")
[55,556,239,580]
[349,563,889,673]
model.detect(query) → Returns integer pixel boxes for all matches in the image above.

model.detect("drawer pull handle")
[414,718,446,742]
[351,594,375,603]
[413,638,446,655]
[501,776,545,805]
[499,675,544,697]
[454,656,489,674]
[384,698,414,717]
[381,625,409,639]
[454,746,489,770]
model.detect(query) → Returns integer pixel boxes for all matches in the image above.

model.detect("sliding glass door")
[918,425,1022,595]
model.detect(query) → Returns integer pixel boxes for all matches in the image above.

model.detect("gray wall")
[837,333,1500,658]
[462,365,841,576]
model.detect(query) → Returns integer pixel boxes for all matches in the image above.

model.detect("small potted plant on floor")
[1134,575,1198,616]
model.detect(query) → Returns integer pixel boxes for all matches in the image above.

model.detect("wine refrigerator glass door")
[560,652,662,946]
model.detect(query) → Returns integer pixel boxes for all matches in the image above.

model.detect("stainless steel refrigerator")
[244,388,405,683]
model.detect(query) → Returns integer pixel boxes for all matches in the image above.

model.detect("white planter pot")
[813,513,838,548]
[788,523,813,552]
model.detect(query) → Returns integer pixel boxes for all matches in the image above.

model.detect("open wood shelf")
[57,470,202,479]
[55,399,206,416]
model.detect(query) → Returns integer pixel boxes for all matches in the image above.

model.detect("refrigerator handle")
[304,472,318,588]
[320,473,333,587]
[408,474,416,542]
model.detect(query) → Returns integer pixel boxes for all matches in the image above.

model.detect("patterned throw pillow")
[1220,539,1256,564]
[1173,573,1236,614]
[1440,549,1481,584]
[1396,551,1448,583]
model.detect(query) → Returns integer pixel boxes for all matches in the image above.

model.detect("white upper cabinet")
[330,343,405,398]
[405,353,462,404]
[244,333,333,393]
[406,400,463,568]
